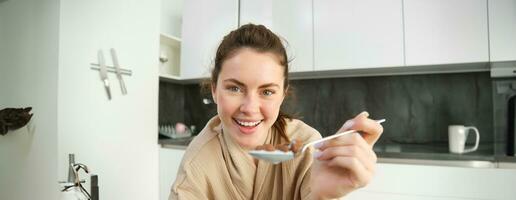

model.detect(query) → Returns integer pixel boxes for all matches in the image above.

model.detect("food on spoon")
[254,139,304,154]
[276,144,290,152]
[264,144,275,151]
[290,139,303,153]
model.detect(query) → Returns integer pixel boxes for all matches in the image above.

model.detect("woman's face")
[212,48,286,149]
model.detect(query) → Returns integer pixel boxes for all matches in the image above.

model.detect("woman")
[169,24,383,200]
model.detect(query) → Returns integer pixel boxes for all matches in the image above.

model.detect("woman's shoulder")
[286,118,322,143]
[181,117,223,166]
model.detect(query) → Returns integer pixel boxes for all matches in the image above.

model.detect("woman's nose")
[240,94,259,114]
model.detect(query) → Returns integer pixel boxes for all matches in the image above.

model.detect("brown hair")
[209,23,292,142]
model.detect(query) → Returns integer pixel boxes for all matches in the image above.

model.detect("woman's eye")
[227,86,241,93]
[262,89,275,96]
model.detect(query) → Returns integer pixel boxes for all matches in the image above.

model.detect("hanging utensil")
[98,50,111,100]
[110,48,127,95]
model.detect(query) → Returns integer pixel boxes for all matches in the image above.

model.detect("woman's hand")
[310,111,383,199]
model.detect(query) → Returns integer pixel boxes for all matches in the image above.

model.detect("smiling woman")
[212,48,287,149]
[168,24,384,200]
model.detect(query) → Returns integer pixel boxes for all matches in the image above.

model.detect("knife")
[98,50,112,100]
[110,48,127,95]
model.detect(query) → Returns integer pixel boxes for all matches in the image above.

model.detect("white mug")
[448,125,480,154]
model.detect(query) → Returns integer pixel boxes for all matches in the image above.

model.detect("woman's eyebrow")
[259,83,280,89]
[223,79,280,89]
[223,79,246,87]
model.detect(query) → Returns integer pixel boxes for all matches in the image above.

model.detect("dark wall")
[158,82,216,134]
[285,72,492,145]
[159,72,493,146]
[158,82,185,126]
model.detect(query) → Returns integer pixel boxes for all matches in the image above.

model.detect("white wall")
[0,0,60,199]
[57,1,160,200]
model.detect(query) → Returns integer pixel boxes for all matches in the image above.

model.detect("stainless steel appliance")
[491,61,516,156]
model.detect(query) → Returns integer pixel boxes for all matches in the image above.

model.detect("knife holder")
[90,63,132,76]
[90,48,132,100]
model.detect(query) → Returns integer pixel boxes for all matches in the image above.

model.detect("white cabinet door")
[240,0,313,72]
[160,0,183,38]
[346,191,475,200]
[313,0,404,70]
[356,163,516,200]
[159,148,185,200]
[404,0,489,66]
[180,0,238,79]
[58,1,160,199]
[489,0,516,62]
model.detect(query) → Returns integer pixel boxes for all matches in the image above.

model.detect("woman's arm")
[309,111,384,199]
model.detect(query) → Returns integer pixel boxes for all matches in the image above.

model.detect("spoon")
[249,119,386,164]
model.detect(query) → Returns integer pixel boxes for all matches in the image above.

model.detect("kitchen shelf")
[160,33,181,48]
[159,73,184,83]
[159,33,181,79]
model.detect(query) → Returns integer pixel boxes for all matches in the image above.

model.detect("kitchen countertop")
[377,152,495,161]
[373,143,496,161]
[159,137,194,150]
[496,155,516,163]
[158,139,516,167]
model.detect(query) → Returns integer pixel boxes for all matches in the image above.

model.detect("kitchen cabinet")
[488,0,516,62]
[404,0,489,66]
[347,192,476,200]
[180,0,239,79]
[1,0,160,199]
[159,0,183,81]
[159,33,182,80]
[239,0,313,72]
[160,0,183,38]
[346,163,516,200]
[159,148,185,200]
[313,0,404,70]
[159,0,183,80]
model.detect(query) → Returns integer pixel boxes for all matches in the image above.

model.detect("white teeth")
[236,120,261,127]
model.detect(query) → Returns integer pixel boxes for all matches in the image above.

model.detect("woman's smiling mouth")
[233,118,263,134]
[234,119,262,126]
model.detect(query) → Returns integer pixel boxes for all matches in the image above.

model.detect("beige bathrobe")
[169,116,322,200]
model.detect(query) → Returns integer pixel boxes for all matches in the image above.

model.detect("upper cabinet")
[488,0,516,62]
[180,0,239,80]
[178,0,500,79]
[159,34,181,79]
[160,0,183,38]
[404,0,489,65]
[239,0,314,72]
[159,0,183,80]
[313,0,404,70]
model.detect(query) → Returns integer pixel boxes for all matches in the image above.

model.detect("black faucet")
[91,175,99,200]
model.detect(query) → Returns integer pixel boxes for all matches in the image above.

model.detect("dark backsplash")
[158,82,186,126]
[159,72,493,146]
[159,81,216,133]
